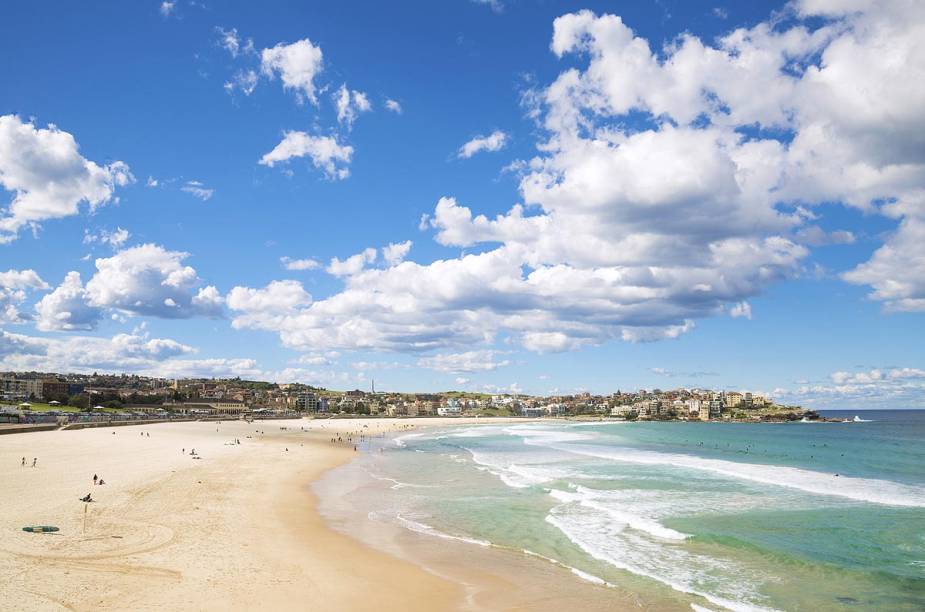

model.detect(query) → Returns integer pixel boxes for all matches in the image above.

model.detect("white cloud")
[418,350,510,373]
[455,377,471,386]
[260,38,324,104]
[224,69,258,96]
[146,176,159,188]
[778,366,925,409]
[729,301,752,319]
[216,27,254,58]
[34,272,102,331]
[0,327,265,379]
[334,84,372,129]
[794,226,856,246]
[281,256,321,271]
[159,1,175,18]
[458,130,509,159]
[259,132,354,180]
[0,269,47,291]
[84,227,130,249]
[181,180,214,201]
[36,244,223,330]
[224,2,925,357]
[0,269,47,325]
[0,115,133,243]
[326,248,377,277]
[382,241,412,266]
[385,99,403,114]
[842,217,925,311]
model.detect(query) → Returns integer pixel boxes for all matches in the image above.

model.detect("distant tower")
[372,378,375,394]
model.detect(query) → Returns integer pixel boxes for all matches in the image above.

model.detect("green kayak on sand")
[22,526,59,533]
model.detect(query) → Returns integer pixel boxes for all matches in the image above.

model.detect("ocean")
[316,410,925,611]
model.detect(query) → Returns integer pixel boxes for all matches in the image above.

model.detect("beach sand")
[0,417,647,611]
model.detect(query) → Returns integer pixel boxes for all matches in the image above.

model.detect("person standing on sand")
[93,474,98,485]
[21,457,25,467]
[32,457,37,467]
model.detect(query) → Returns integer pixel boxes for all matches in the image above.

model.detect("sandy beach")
[1,417,640,612]
[0,418,484,611]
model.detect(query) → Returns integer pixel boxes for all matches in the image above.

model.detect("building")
[163,400,248,416]
[296,392,320,412]
[41,379,69,400]
[726,392,743,408]
[0,377,43,401]
[698,404,711,421]
[685,398,702,416]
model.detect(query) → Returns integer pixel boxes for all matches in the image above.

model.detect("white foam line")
[528,440,925,508]
[396,514,491,547]
[545,514,777,612]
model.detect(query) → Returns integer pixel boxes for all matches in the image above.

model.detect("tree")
[68,394,89,410]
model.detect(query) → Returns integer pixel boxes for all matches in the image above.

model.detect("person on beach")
[21,457,25,467]
[32,457,36,468]
[80,493,93,502]
[93,474,98,485]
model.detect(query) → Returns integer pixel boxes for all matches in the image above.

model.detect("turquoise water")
[349,411,925,611]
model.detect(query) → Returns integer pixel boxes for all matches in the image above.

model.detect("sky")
[1,0,924,409]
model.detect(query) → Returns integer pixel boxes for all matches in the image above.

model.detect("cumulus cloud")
[259,132,354,180]
[222,2,925,358]
[260,38,324,104]
[334,84,372,129]
[778,366,925,409]
[0,327,265,379]
[326,248,377,277]
[34,272,101,331]
[417,350,510,373]
[35,245,223,330]
[382,241,412,266]
[458,130,508,158]
[159,1,175,18]
[385,99,403,114]
[0,269,47,324]
[842,217,925,311]
[0,115,133,243]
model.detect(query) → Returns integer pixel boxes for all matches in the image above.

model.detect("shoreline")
[314,422,692,611]
[5,416,624,611]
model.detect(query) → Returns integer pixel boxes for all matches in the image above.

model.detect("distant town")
[0,371,815,425]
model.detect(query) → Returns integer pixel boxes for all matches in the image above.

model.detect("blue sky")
[1,0,924,408]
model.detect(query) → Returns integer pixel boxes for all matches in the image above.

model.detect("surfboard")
[22,526,59,533]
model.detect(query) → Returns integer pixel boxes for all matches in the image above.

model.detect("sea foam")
[522,438,925,508]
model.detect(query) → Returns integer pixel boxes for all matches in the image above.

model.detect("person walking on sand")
[93,474,98,485]
[21,457,25,467]
[32,457,37,468]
